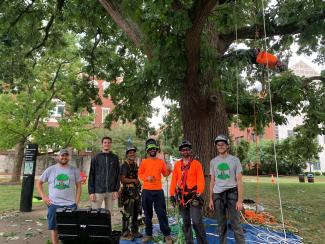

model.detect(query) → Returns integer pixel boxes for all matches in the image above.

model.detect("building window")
[102,108,110,123]
[90,80,98,87]
[251,132,256,142]
[259,129,265,140]
[102,81,110,91]
[314,162,321,171]
[275,126,279,141]
[287,130,294,137]
[50,101,65,117]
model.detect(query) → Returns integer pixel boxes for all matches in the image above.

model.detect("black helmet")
[214,134,230,145]
[145,138,159,152]
[179,140,192,151]
[125,144,137,155]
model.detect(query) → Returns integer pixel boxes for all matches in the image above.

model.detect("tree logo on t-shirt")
[54,174,70,189]
[217,163,230,180]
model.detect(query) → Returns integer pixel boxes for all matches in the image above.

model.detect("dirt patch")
[0,203,123,244]
[0,205,49,244]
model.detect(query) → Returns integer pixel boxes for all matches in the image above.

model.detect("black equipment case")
[56,208,120,244]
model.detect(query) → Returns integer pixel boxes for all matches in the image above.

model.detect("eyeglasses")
[180,148,191,152]
[148,148,157,152]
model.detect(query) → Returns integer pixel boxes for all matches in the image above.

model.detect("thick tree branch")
[185,0,218,87]
[221,8,325,41]
[99,0,143,48]
[8,0,36,30]
[88,30,101,78]
[25,15,55,57]
[206,20,232,55]
[25,0,65,57]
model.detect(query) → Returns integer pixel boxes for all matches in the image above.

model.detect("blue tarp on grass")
[120,217,302,244]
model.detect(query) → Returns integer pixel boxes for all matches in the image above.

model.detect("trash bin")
[307,173,314,183]
[298,174,305,183]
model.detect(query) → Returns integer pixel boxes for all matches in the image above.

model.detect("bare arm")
[209,173,215,210]
[75,181,82,206]
[209,174,215,202]
[162,162,172,177]
[236,173,244,211]
[36,180,51,206]
[120,175,138,184]
[169,165,178,197]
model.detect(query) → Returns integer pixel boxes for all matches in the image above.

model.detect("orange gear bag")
[256,51,278,68]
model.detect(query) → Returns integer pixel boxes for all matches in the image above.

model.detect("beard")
[59,160,69,165]
[149,150,157,157]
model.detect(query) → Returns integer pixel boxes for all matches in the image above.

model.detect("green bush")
[315,172,321,176]
[322,172,325,176]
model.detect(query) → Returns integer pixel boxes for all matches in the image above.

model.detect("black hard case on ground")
[56,208,120,244]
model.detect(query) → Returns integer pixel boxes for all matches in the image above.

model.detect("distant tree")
[244,131,321,175]
[86,124,147,160]
[278,126,322,174]
[158,104,183,157]
[232,140,250,164]
[0,33,98,182]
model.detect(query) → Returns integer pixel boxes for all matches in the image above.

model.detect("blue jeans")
[142,189,171,236]
[47,204,77,230]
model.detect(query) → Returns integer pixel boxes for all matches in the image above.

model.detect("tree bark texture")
[10,140,26,183]
[180,87,228,215]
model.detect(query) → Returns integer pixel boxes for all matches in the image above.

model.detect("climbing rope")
[253,97,261,211]
[234,0,240,156]
[240,212,302,244]
[260,0,287,239]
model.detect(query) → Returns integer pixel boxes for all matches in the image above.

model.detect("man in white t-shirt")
[36,149,82,244]
[209,135,245,244]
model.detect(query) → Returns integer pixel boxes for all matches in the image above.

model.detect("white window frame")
[102,81,110,91]
[50,100,65,117]
[102,107,110,123]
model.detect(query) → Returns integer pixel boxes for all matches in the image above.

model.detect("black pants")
[179,204,208,244]
[142,189,171,236]
[122,197,140,232]
[213,188,245,244]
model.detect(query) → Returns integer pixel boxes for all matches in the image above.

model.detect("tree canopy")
[1,1,325,188]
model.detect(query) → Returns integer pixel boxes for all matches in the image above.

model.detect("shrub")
[315,172,321,176]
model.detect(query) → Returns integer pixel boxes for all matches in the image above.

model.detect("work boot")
[120,230,134,241]
[131,230,143,239]
[164,235,173,244]
[141,235,153,243]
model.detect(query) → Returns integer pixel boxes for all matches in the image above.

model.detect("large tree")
[1,1,325,201]
[0,29,99,182]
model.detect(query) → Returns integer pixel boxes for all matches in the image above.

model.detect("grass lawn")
[0,176,324,243]
[243,175,325,244]
[0,183,90,213]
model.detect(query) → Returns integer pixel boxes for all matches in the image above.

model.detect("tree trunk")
[180,90,228,215]
[10,140,26,183]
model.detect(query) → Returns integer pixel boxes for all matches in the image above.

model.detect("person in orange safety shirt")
[138,138,173,244]
[169,140,208,244]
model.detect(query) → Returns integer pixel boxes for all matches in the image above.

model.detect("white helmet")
[214,134,230,145]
